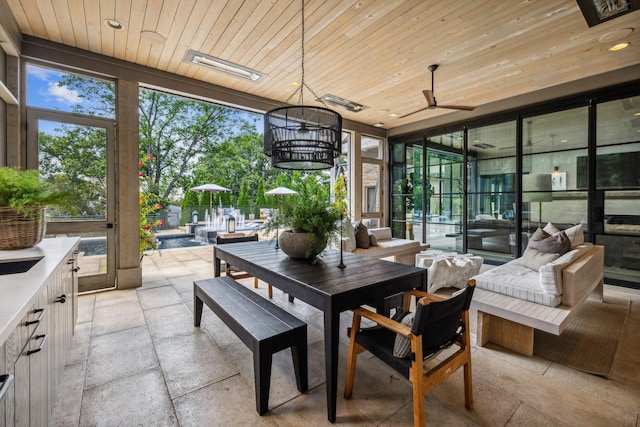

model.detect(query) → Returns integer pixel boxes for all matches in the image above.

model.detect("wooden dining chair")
[215,234,273,298]
[344,280,476,427]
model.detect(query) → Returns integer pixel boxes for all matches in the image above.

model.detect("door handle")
[25,308,46,326]
[27,334,48,355]
[99,223,115,229]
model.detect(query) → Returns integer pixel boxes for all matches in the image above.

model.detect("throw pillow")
[521,247,560,271]
[393,312,415,358]
[528,228,571,255]
[354,221,370,249]
[368,227,392,245]
[563,224,584,248]
[543,222,561,235]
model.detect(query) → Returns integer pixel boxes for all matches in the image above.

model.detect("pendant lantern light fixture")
[264,0,342,170]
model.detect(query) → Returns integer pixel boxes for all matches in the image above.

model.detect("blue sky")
[27,63,263,133]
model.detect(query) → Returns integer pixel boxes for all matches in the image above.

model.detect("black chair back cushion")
[412,285,475,355]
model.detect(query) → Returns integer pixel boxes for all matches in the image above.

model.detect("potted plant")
[0,167,70,249]
[267,192,342,259]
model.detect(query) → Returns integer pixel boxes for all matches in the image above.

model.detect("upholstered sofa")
[472,223,602,308]
[341,225,424,265]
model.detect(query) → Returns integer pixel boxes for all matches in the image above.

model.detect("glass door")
[27,108,116,292]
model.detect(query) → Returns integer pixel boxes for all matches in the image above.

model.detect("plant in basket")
[0,167,71,250]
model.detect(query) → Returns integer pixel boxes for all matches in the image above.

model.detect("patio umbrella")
[265,187,299,248]
[190,183,231,214]
[265,186,299,196]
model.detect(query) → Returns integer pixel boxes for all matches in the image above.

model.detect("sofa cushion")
[527,228,571,255]
[473,260,562,307]
[354,221,370,249]
[521,247,560,271]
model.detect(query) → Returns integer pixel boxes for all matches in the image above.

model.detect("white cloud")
[27,66,56,81]
[46,82,82,104]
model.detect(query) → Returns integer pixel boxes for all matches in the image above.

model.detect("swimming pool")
[78,234,210,256]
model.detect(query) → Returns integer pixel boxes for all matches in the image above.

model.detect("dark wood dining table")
[213,240,427,423]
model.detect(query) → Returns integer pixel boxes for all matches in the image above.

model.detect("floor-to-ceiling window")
[521,107,589,249]
[390,84,640,287]
[467,121,517,262]
[594,96,640,285]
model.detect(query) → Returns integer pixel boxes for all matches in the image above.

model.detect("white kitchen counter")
[0,237,79,345]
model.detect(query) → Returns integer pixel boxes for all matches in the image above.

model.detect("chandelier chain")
[284,0,325,107]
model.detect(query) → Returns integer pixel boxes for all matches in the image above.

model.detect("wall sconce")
[227,215,235,233]
[553,166,559,173]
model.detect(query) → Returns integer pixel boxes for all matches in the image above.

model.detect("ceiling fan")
[400,64,476,118]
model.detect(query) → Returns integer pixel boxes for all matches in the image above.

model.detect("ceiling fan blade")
[399,106,430,118]
[436,104,476,111]
[423,90,435,107]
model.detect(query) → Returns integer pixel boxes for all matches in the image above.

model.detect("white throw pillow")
[563,224,584,248]
[368,227,393,241]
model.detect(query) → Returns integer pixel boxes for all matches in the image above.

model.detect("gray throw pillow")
[528,228,571,255]
[354,221,370,249]
[521,247,560,271]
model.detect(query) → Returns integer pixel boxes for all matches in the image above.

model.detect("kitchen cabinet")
[0,238,79,427]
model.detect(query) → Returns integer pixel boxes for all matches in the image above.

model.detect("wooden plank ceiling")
[6,0,640,131]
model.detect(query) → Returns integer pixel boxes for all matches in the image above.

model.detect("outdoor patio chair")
[344,280,476,427]
[216,234,273,298]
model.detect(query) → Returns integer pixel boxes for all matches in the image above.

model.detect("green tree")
[181,190,200,225]
[237,180,250,215]
[255,179,266,214]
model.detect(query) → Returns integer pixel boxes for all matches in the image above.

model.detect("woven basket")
[0,206,46,250]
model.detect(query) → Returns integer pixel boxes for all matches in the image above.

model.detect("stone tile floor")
[51,246,640,426]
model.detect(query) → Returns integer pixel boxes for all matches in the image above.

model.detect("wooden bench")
[194,276,308,414]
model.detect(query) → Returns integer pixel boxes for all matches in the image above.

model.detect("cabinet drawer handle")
[55,294,67,304]
[26,334,47,355]
[25,308,46,326]
[73,267,80,273]
[0,374,13,401]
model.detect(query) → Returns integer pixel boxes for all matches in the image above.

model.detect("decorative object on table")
[226,214,235,233]
[0,167,70,249]
[337,213,346,268]
[189,183,231,215]
[263,0,342,170]
[265,186,299,249]
[266,192,341,259]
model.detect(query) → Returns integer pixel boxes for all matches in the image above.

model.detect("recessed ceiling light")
[599,28,633,43]
[104,19,123,30]
[560,139,568,143]
[374,122,385,128]
[389,113,397,118]
[633,112,640,116]
[291,82,300,87]
[140,30,166,44]
[609,42,629,51]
